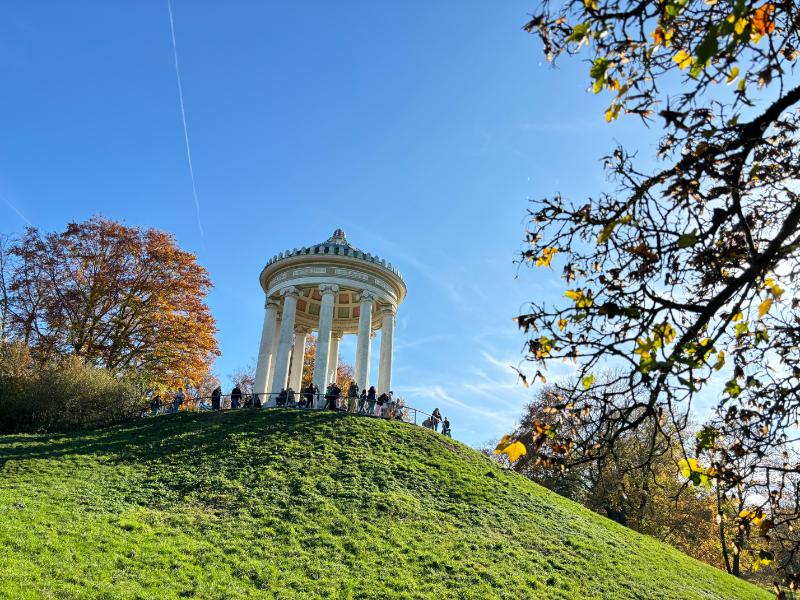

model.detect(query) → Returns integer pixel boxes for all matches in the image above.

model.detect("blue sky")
[0,1,654,446]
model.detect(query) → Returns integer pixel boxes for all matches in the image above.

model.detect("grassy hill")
[0,409,769,600]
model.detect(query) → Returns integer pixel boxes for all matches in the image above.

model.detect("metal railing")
[145,392,451,435]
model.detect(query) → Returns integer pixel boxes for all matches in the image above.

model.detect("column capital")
[280,286,301,298]
[265,297,280,310]
[319,283,340,295]
[331,331,344,341]
[359,290,378,304]
[378,304,396,317]
[295,326,312,335]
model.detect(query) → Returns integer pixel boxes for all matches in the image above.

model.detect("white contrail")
[2,197,32,226]
[167,0,204,239]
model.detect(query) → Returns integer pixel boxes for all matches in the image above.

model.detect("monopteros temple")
[253,229,406,406]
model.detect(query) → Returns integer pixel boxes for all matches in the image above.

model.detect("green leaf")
[696,426,718,452]
[589,58,610,81]
[590,58,610,94]
[694,30,719,66]
[566,22,591,44]
[597,214,632,244]
[724,379,742,398]
[677,230,698,248]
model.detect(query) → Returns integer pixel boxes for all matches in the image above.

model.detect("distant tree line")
[497,379,800,584]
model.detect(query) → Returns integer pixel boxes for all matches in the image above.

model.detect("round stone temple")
[253,229,406,405]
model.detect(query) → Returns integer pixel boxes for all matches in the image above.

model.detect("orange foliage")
[752,3,776,36]
[5,216,219,389]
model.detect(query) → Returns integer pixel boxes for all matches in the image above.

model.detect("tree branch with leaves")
[508,0,800,586]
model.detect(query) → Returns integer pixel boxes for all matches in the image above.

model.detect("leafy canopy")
[517,0,800,584]
[1,217,219,389]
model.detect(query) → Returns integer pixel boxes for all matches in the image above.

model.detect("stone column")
[327,332,342,384]
[311,284,339,402]
[265,316,281,395]
[253,298,279,398]
[289,328,309,393]
[270,287,300,399]
[354,291,375,392]
[377,305,396,394]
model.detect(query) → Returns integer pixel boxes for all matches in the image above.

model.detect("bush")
[0,343,147,434]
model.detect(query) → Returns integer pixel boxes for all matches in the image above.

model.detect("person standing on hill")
[347,382,359,413]
[303,383,314,408]
[211,386,222,411]
[431,408,442,432]
[367,386,377,416]
[376,392,387,417]
[325,382,341,411]
[387,392,396,419]
[173,388,185,413]
[358,389,368,414]
[333,382,342,409]
[150,393,161,416]
[230,385,242,409]
[442,417,451,437]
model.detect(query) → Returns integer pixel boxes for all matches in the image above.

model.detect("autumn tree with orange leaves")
[2,217,219,390]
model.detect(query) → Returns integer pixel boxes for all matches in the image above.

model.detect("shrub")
[0,343,147,434]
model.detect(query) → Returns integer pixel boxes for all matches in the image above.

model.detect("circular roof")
[259,229,407,310]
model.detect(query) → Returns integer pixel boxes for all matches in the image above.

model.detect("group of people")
[422,407,451,436]
[146,381,451,437]
[149,388,186,415]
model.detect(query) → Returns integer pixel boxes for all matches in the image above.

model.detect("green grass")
[0,409,769,599]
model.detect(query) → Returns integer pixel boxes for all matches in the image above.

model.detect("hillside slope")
[0,409,768,599]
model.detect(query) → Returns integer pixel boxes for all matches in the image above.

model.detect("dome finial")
[327,228,347,244]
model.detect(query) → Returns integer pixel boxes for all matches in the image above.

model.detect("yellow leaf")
[582,374,595,390]
[653,322,676,345]
[557,318,568,332]
[679,457,701,478]
[758,297,772,319]
[672,49,693,70]
[731,311,743,322]
[564,289,593,308]
[633,337,654,357]
[503,441,528,462]
[714,350,725,371]
[536,247,558,267]
[494,435,527,462]
[494,435,512,454]
[765,278,784,298]
[725,66,740,84]
[734,17,749,36]
[739,509,765,527]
